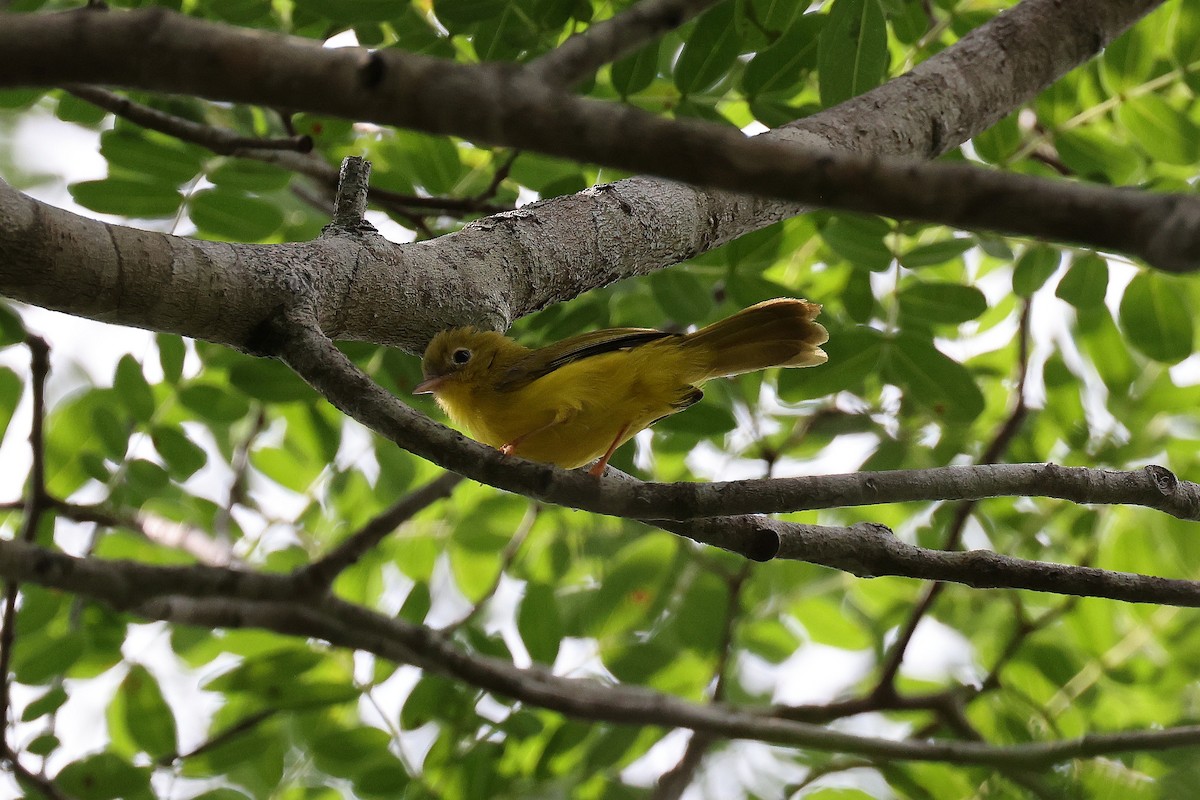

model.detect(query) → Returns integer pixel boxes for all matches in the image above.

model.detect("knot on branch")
[1140,197,1200,274]
[358,51,386,89]
[1143,464,1178,497]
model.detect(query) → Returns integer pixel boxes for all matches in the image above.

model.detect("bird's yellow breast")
[435,342,700,468]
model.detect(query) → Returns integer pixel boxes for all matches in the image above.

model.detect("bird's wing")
[494,328,676,391]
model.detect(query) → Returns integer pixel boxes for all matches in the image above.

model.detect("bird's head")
[413,328,513,395]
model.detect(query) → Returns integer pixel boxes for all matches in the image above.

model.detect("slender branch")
[0,499,233,566]
[441,502,537,633]
[295,471,463,590]
[529,0,722,86]
[277,317,1200,530]
[653,564,749,800]
[0,337,50,760]
[1,746,71,800]
[64,84,313,155]
[213,406,265,552]
[65,85,512,217]
[473,150,518,203]
[130,594,1200,767]
[157,708,277,765]
[0,536,1198,767]
[873,302,1033,695]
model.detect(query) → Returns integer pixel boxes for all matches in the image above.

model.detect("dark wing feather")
[494,328,677,391]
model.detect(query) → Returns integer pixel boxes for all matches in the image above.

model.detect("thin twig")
[66,85,512,218]
[295,471,463,590]
[158,708,277,765]
[529,0,724,87]
[1,745,71,800]
[441,502,539,634]
[0,337,51,786]
[64,84,313,155]
[653,564,750,800]
[473,150,518,203]
[872,301,1033,695]
[0,339,50,698]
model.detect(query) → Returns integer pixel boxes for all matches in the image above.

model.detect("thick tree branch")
[268,314,1200,600]
[0,4,1184,272]
[277,316,1200,533]
[0,0,1177,355]
[1,536,1198,768]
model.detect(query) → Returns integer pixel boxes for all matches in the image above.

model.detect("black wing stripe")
[542,330,675,373]
[497,330,677,390]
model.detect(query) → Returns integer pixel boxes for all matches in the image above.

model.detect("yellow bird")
[414,298,829,476]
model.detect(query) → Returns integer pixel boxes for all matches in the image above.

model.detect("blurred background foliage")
[2,0,1200,797]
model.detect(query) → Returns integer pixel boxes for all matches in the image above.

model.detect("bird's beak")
[413,376,446,395]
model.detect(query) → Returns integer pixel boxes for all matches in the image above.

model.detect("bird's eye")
[452,348,472,365]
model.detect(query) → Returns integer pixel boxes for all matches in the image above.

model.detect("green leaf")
[56,753,152,800]
[21,686,69,722]
[0,367,22,443]
[228,358,313,403]
[119,665,178,760]
[126,459,170,495]
[12,633,84,684]
[353,755,411,799]
[742,14,822,96]
[1118,270,1193,363]
[0,303,26,346]
[385,131,464,195]
[157,334,186,383]
[897,281,987,325]
[208,159,294,192]
[69,177,182,218]
[179,383,251,423]
[1054,253,1109,309]
[310,726,392,776]
[151,425,207,479]
[818,0,888,107]
[821,215,893,271]
[899,237,974,269]
[1076,307,1138,393]
[204,647,323,692]
[1054,128,1142,184]
[518,583,563,664]
[100,128,207,185]
[882,332,984,422]
[189,188,285,241]
[55,92,109,126]
[674,572,728,653]
[674,4,741,95]
[971,113,1020,164]
[401,674,470,729]
[1117,95,1200,166]
[115,355,156,422]
[777,326,883,401]
[1100,25,1156,94]
[1012,246,1060,297]
[611,41,660,96]
[648,269,711,323]
[740,618,799,663]
[26,733,60,757]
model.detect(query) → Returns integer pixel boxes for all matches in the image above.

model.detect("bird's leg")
[588,423,630,477]
[500,408,575,457]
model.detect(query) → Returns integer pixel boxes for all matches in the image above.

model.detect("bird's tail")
[681,298,828,380]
